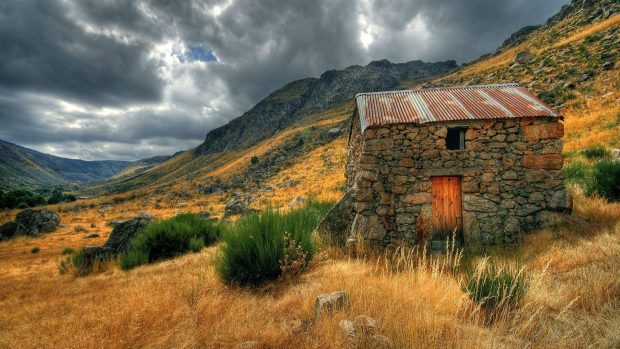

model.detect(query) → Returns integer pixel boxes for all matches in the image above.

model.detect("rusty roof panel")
[355,83,558,131]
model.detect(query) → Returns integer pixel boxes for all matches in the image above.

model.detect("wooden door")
[430,176,463,249]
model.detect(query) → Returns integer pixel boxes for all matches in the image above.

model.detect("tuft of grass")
[587,159,620,202]
[463,259,528,310]
[30,247,40,254]
[120,213,221,270]
[62,247,74,255]
[215,201,331,286]
[580,144,608,159]
[564,161,588,185]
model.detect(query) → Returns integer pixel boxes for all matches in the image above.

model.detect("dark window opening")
[446,127,466,150]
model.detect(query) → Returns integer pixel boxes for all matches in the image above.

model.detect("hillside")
[89,59,456,194]
[0,139,170,190]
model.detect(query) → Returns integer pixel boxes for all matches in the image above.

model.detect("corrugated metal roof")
[355,83,558,132]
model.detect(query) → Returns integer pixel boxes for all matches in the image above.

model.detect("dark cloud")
[0,0,568,160]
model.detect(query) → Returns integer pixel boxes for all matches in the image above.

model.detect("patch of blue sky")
[187,46,217,62]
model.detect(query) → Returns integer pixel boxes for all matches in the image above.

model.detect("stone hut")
[345,83,571,250]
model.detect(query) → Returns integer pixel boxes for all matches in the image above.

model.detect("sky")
[0,0,568,161]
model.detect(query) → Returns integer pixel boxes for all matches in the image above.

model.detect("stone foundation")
[345,117,571,247]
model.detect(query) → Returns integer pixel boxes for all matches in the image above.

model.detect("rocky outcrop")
[0,209,61,241]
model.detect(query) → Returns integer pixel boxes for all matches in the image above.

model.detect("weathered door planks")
[431,176,463,246]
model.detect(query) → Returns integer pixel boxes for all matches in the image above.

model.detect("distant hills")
[0,139,171,190]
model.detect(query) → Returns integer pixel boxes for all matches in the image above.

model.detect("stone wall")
[345,116,571,247]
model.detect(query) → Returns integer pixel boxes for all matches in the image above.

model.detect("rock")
[136,212,155,220]
[515,51,535,64]
[177,202,188,208]
[354,315,377,335]
[224,200,247,218]
[328,127,342,135]
[198,211,212,218]
[611,149,620,158]
[463,195,497,213]
[315,291,350,320]
[339,319,356,339]
[602,61,615,70]
[78,246,114,276]
[368,334,395,349]
[74,226,87,233]
[102,215,154,254]
[278,179,301,188]
[351,214,386,240]
[106,220,126,228]
[0,222,21,241]
[240,341,258,349]
[14,209,60,237]
[83,233,100,239]
[288,196,307,207]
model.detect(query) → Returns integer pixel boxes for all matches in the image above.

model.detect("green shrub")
[31,247,40,254]
[62,247,75,255]
[59,250,89,275]
[216,202,331,286]
[119,250,149,270]
[250,156,259,165]
[463,261,528,309]
[580,144,608,159]
[120,213,221,270]
[587,160,620,202]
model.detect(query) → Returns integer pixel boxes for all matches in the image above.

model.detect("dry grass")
[1,191,619,348]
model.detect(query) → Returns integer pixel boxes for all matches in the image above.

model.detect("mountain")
[197,59,457,154]
[87,0,619,200]
[0,139,170,190]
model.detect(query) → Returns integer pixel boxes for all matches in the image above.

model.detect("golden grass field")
[0,190,619,348]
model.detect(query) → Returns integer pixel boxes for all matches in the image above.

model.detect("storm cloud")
[0,0,567,160]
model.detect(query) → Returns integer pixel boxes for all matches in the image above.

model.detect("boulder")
[15,209,60,237]
[515,51,535,64]
[354,315,377,335]
[102,215,154,254]
[315,190,354,246]
[315,291,350,320]
[223,200,247,218]
[339,319,356,339]
[0,221,21,241]
[611,149,620,159]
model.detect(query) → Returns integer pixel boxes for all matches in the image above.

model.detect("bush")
[564,161,588,184]
[250,156,259,165]
[59,251,88,275]
[215,202,331,286]
[580,144,608,159]
[587,160,620,202]
[463,260,528,309]
[31,247,40,254]
[62,247,75,255]
[120,213,221,270]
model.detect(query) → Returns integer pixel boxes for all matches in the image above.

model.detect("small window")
[446,127,466,150]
